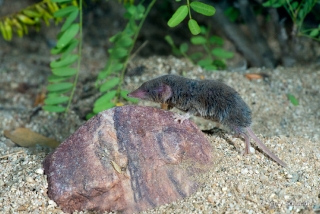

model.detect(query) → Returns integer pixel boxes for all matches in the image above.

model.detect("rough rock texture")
[43,105,214,213]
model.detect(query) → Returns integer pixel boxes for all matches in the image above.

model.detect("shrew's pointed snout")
[127,89,146,99]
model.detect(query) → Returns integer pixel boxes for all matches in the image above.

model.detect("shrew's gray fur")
[128,75,286,167]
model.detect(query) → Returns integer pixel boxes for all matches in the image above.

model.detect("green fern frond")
[43,0,83,113]
[87,1,156,119]
[0,0,77,41]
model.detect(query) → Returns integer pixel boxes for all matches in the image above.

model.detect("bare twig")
[129,40,149,62]
[0,150,24,159]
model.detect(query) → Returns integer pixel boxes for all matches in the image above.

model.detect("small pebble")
[241,168,249,174]
[207,195,215,204]
[35,168,44,174]
[236,184,244,192]
[26,176,34,183]
[48,200,56,206]
[249,147,255,153]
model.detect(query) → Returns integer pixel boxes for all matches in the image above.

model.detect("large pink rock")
[44,105,214,213]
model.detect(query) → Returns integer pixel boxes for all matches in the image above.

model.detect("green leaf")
[197,58,213,66]
[100,77,120,92]
[51,47,62,55]
[209,36,224,45]
[137,4,145,14]
[44,96,69,105]
[48,75,70,83]
[46,93,60,98]
[127,19,138,33]
[172,49,182,56]
[298,9,305,20]
[61,10,79,32]
[213,59,226,69]
[120,90,139,103]
[109,32,121,43]
[93,102,115,114]
[101,63,123,75]
[54,6,78,18]
[16,14,36,25]
[291,1,298,10]
[48,88,71,95]
[212,48,234,58]
[224,7,240,22]
[188,19,201,35]
[124,27,135,37]
[42,105,66,113]
[167,5,188,27]
[52,67,77,77]
[164,35,181,56]
[112,47,128,59]
[116,36,133,47]
[203,64,217,71]
[200,25,207,34]
[93,90,117,113]
[190,52,203,60]
[22,9,41,18]
[51,39,79,56]
[47,82,73,92]
[61,39,79,57]
[179,43,188,53]
[86,112,96,120]
[57,24,79,48]
[51,0,72,2]
[287,94,299,106]
[98,62,123,80]
[309,29,319,37]
[164,35,175,46]
[112,63,123,72]
[50,54,78,68]
[94,90,117,107]
[126,5,137,16]
[262,0,284,8]
[134,4,145,20]
[190,1,216,16]
[191,35,206,45]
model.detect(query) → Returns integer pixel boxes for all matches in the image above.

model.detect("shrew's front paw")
[173,113,190,124]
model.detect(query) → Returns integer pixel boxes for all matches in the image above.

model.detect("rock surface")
[43,105,214,213]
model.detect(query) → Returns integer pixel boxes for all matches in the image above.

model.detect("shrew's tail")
[246,127,287,167]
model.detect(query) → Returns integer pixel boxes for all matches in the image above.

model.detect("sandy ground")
[0,45,320,213]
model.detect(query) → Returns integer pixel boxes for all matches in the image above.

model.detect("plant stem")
[299,33,320,42]
[181,51,193,63]
[187,0,192,19]
[66,0,82,113]
[117,0,156,96]
[204,26,213,58]
[203,44,211,57]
